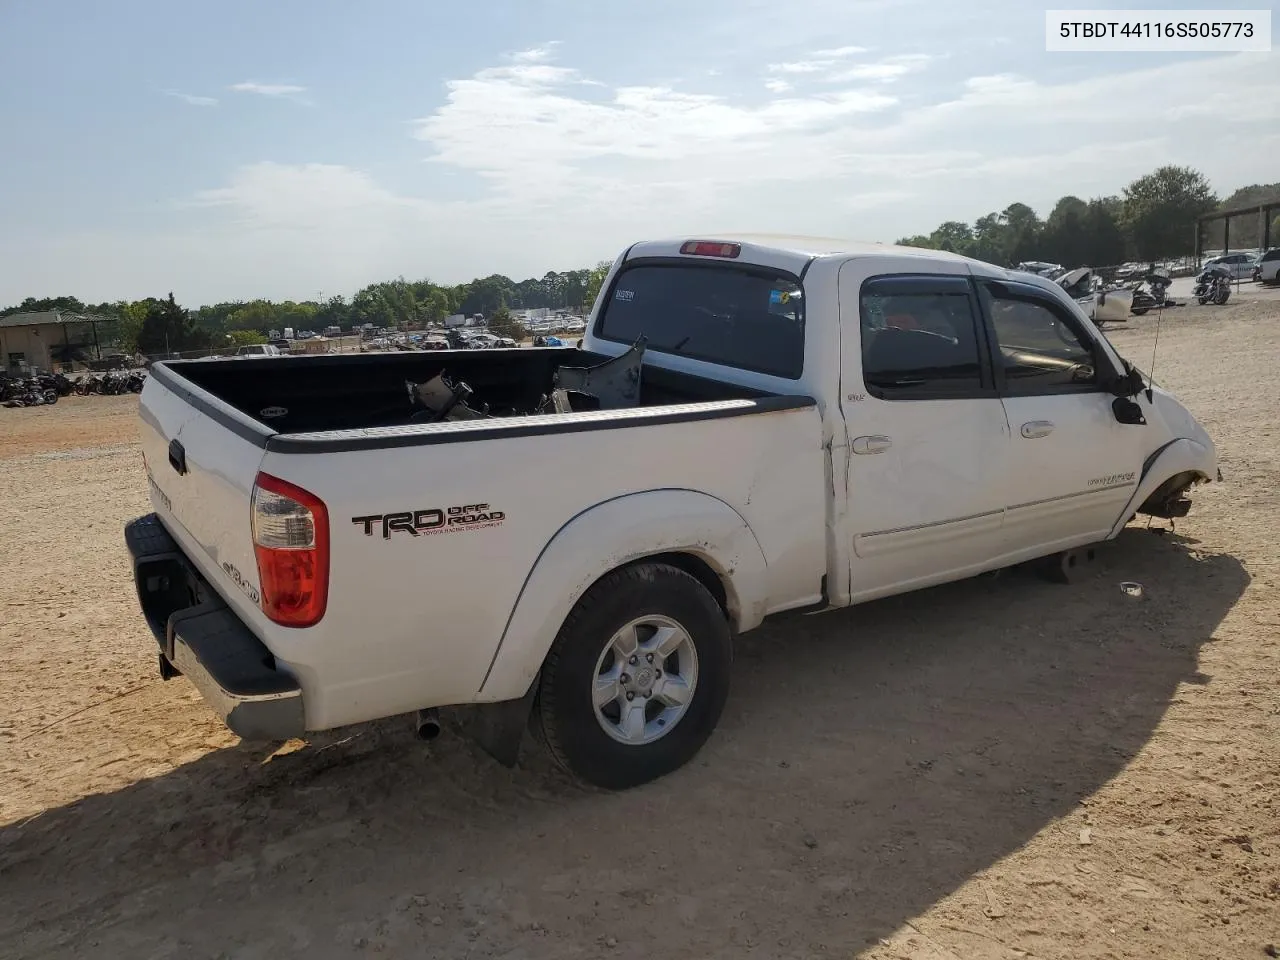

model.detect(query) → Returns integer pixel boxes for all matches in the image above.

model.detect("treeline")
[1,265,612,355]
[897,166,1280,269]
[8,164,1278,355]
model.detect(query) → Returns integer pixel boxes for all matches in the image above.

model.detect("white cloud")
[767,44,870,75]
[13,45,1278,305]
[229,81,308,97]
[411,51,896,206]
[511,43,560,63]
[767,60,834,74]
[813,45,869,58]
[826,54,934,83]
[764,78,792,93]
[165,90,218,107]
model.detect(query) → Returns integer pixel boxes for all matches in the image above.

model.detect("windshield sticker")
[614,289,635,302]
[770,289,792,305]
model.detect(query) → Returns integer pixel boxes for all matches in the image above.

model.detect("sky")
[0,0,1276,306]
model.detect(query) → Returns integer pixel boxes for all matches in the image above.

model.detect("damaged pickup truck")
[125,236,1219,789]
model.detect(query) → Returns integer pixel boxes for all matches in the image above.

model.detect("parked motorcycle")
[1193,265,1232,306]
[1129,271,1175,316]
[1,375,58,407]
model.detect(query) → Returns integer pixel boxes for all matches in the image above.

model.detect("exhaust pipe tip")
[415,708,441,742]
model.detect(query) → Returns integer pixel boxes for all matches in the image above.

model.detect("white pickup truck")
[125,236,1218,789]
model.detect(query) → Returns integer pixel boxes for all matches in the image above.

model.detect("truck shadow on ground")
[0,528,1247,959]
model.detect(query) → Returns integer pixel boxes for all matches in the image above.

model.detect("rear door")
[975,279,1143,555]
[839,260,1011,601]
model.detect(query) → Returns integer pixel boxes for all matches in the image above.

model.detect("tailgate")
[139,366,272,630]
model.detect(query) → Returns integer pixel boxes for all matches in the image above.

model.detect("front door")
[975,278,1145,557]
[839,260,1011,602]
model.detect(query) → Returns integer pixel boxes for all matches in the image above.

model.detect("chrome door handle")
[852,435,892,455]
[1021,420,1055,439]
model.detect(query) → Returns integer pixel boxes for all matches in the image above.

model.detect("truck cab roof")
[625,235,978,276]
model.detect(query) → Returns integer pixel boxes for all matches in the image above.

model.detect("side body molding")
[476,489,769,703]
[1107,438,1214,539]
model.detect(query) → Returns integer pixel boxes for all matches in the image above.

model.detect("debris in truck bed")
[406,373,490,422]
[551,337,646,409]
[405,338,648,423]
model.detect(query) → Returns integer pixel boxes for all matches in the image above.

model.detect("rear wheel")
[536,562,732,790]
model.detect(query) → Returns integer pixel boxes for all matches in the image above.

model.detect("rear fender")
[476,489,768,703]
[1108,438,1214,538]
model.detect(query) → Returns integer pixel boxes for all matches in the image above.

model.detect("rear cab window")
[594,261,805,379]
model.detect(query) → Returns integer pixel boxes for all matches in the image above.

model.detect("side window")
[859,276,986,399]
[981,284,1099,394]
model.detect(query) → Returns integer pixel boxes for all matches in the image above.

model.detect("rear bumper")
[124,513,305,740]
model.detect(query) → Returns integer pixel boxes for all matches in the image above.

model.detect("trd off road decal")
[351,503,506,540]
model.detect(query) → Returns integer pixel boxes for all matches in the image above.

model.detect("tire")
[1131,308,1149,316]
[42,390,57,405]
[536,562,732,790]
[1214,286,1230,306]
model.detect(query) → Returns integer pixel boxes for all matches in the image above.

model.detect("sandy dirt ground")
[1,300,1277,960]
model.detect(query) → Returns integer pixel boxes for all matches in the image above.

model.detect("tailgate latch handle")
[168,439,188,476]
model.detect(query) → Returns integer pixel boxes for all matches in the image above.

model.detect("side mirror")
[1107,364,1145,398]
[576,338,584,349]
[1112,396,1147,425]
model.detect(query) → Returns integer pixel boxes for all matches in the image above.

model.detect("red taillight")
[251,472,329,627]
[680,240,741,258]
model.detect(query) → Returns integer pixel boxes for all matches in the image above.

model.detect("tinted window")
[1262,249,1280,262]
[595,264,804,378]
[981,285,1098,393]
[859,278,985,398]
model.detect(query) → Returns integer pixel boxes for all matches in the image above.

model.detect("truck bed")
[161,347,781,438]
[136,344,827,731]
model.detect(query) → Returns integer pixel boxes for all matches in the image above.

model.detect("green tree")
[114,300,149,352]
[226,329,267,347]
[459,275,512,317]
[968,213,1008,265]
[135,293,198,355]
[998,203,1043,264]
[930,221,974,252]
[582,261,612,313]
[0,295,87,317]
[419,288,450,324]
[1084,196,1128,266]
[895,234,937,249]
[1043,196,1090,267]
[1121,165,1217,260]
[226,300,280,332]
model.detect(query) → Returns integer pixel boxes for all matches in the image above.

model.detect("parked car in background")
[1252,248,1280,284]
[234,344,284,358]
[1202,252,1256,280]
